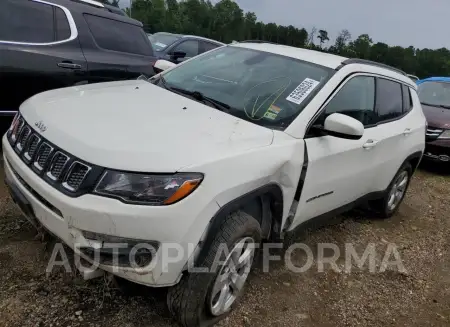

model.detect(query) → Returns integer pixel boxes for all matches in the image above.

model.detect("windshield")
[160,45,333,130]
[417,81,450,108]
[149,33,180,51]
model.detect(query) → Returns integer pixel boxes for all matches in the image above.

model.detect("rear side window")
[376,78,404,122]
[202,41,220,53]
[402,85,412,112]
[84,14,152,56]
[55,8,71,41]
[0,0,54,43]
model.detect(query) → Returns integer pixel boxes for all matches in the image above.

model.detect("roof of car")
[152,32,224,45]
[153,32,183,37]
[181,35,225,45]
[50,0,142,26]
[232,42,347,69]
[416,77,450,85]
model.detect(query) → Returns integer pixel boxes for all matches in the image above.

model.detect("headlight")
[438,129,450,139]
[94,171,203,205]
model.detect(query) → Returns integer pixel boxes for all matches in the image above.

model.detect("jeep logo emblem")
[35,121,47,132]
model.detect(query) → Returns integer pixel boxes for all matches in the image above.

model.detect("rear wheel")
[167,210,262,327]
[370,162,412,218]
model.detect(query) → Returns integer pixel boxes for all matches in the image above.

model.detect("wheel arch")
[195,183,284,264]
[406,150,423,172]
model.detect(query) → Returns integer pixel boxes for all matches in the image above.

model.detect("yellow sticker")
[269,104,282,114]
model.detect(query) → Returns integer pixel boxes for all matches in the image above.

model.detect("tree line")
[104,0,450,79]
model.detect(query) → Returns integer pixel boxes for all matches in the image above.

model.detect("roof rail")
[340,58,407,76]
[71,0,104,8]
[103,3,127,16]
[239,40,279,45]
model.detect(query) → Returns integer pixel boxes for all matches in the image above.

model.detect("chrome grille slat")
[16,126,31,152]
[8,115,93,194]
[46,151,70,181]
[33,143,54,171]
[24,134,41,161]
[426,127,443,140]
[62,162,92,191]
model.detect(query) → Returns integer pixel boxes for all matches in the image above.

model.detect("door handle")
[57,62,81,70]
[403,128,412,136]
[363,139,379,149]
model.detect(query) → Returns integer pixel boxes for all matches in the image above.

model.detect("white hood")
[20,80,273,172]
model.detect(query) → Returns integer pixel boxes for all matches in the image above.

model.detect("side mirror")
[172,51,187,60]
[322,113,364,140]
[153,59,177,73]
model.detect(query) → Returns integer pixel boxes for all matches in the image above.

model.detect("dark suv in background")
[417,77,450,163]
[0,0,156,127]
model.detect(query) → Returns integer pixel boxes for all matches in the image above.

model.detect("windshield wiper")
[159,77,230,112]
[421,102,450,109]
[175,88,231,112]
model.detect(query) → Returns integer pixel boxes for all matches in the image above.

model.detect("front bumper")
[3,135,219,286]
[424,139,450,162]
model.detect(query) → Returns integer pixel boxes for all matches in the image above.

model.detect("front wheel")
[370,162,412,218]
[167,211,262,327]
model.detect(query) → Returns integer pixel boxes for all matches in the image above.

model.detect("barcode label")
[286,78,320,105]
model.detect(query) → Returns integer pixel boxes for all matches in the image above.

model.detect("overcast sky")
[120,0,446,49]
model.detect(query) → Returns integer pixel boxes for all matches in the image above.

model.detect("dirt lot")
[0,159,449,327]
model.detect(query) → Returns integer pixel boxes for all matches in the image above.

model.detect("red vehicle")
[417,77,450,163]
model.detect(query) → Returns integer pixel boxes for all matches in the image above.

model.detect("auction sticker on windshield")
[286,78,320,105]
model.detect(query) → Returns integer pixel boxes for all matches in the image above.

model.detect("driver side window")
[319,76,376,126]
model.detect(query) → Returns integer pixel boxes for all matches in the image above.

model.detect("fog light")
[80,231,159,268]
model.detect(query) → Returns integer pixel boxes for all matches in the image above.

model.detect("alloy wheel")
[209,237,255,316]
[387,170,409,211]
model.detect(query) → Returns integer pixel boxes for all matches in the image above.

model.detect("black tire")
[167,211,262,327]
[370,162,413,218]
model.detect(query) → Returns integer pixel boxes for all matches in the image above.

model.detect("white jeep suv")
[3,42,425,326]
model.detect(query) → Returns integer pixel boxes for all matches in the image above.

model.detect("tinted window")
[322,76,376,126]
[172,40,200,58]
[376,78,403,122]
[55,8,71,41]
[402,85,412,112]
[84,14,152,56]
[0,0,54,43]
[202,42,220,53]
[150,33,180,51]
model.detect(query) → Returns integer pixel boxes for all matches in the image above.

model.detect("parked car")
[416,77,450,162]
[4,42,425,327]
[0,0,156,124]
[149,32,225,63]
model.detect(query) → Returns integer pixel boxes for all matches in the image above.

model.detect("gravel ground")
[0,159,449,327]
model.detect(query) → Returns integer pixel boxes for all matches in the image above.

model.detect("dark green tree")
[317,29,329,49]
[127,0,450,78]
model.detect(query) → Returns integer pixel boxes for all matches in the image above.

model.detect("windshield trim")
[160,45,336,130]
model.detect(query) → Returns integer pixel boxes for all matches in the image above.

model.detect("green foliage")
[131,0,450,78]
